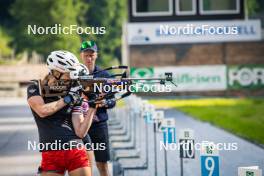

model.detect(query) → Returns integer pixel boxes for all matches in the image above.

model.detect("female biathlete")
[27,50,96,176]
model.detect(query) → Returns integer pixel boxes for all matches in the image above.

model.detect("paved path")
[0,98,263,176]
[163,108,264,176]
[0,99,104,176]
[0,100,39,176]
[110,107,264,176]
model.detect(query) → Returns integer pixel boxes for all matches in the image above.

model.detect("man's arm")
[95,96,116,109]
[105,98,116,109]
[28,96,66,118]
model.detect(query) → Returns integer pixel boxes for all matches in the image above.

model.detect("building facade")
[125,0,264,96]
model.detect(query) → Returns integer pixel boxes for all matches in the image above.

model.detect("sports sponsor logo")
[228,65,264,89]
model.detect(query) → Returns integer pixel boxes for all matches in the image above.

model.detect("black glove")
[88,100,96,108]
[83,92,98,108]
[87,94,97,108]
[63,85,83,105]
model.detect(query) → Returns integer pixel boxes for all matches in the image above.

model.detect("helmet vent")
[56,54,64,59]
[58,60,66,66]
[66,61,72,66]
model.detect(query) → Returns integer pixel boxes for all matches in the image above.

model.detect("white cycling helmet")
[46,50,80,73]
[70,63,90,79]
[78,63,89,75]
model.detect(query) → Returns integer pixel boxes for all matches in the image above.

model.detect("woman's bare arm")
[28,96,67,118]
[72,108,96,138]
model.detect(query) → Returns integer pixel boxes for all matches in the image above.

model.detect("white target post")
[179,129,195,176]
[179,129,195,159]
[140,102,155,124]
[238,166,262,176]
[152,110,165,176]
[140,100,149,119]
[153,111,165,132]
[160,117,176,176]
[145,104,155,123]
[159,118,176,133]
[200,142,220,176]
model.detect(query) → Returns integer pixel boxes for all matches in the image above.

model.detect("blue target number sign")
[163,127,176,144]
[201,156,219,176]
[144,112,153,124]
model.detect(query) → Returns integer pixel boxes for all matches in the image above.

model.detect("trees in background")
[82,0,126,66]
[0,0,15,59]
[0,0,126,66]
[0,27,12,58]
[11,0,84,58]
[246,0,261,17]
[0,0,262,66]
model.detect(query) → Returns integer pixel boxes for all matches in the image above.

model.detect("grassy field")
[149,98,264,145]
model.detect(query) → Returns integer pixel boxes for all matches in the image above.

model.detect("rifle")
[39,66,176,103]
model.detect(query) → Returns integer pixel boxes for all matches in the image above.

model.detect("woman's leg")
[67,148,92,176]
[86,150,94,174]
[68,167,91,176]
[41,172,64,176]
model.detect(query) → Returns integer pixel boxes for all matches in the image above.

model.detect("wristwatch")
[63,95,72,105]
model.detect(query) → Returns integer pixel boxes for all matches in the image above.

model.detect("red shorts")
[40,148,90,174]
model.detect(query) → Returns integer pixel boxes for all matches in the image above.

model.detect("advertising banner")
[127,20,261,45]
[155,65,227,91]
[131,65,264,92]
[228,65,264,89]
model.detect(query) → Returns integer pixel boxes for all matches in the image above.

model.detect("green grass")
[149,98,264,145]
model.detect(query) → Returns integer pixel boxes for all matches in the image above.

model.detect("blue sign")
[144,112,153,124]
[163,127,176,144]
[201,156,219,176]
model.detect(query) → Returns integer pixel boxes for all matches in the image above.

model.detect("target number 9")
[205,157,215,176]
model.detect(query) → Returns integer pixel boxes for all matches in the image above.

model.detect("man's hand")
[83,92,103,108]
[95,99,106,108]
[92,93,106,107]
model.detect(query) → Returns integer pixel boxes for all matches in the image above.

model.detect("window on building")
[176,0,196,15]
[200,0,240,14]
[133,0,173,16]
